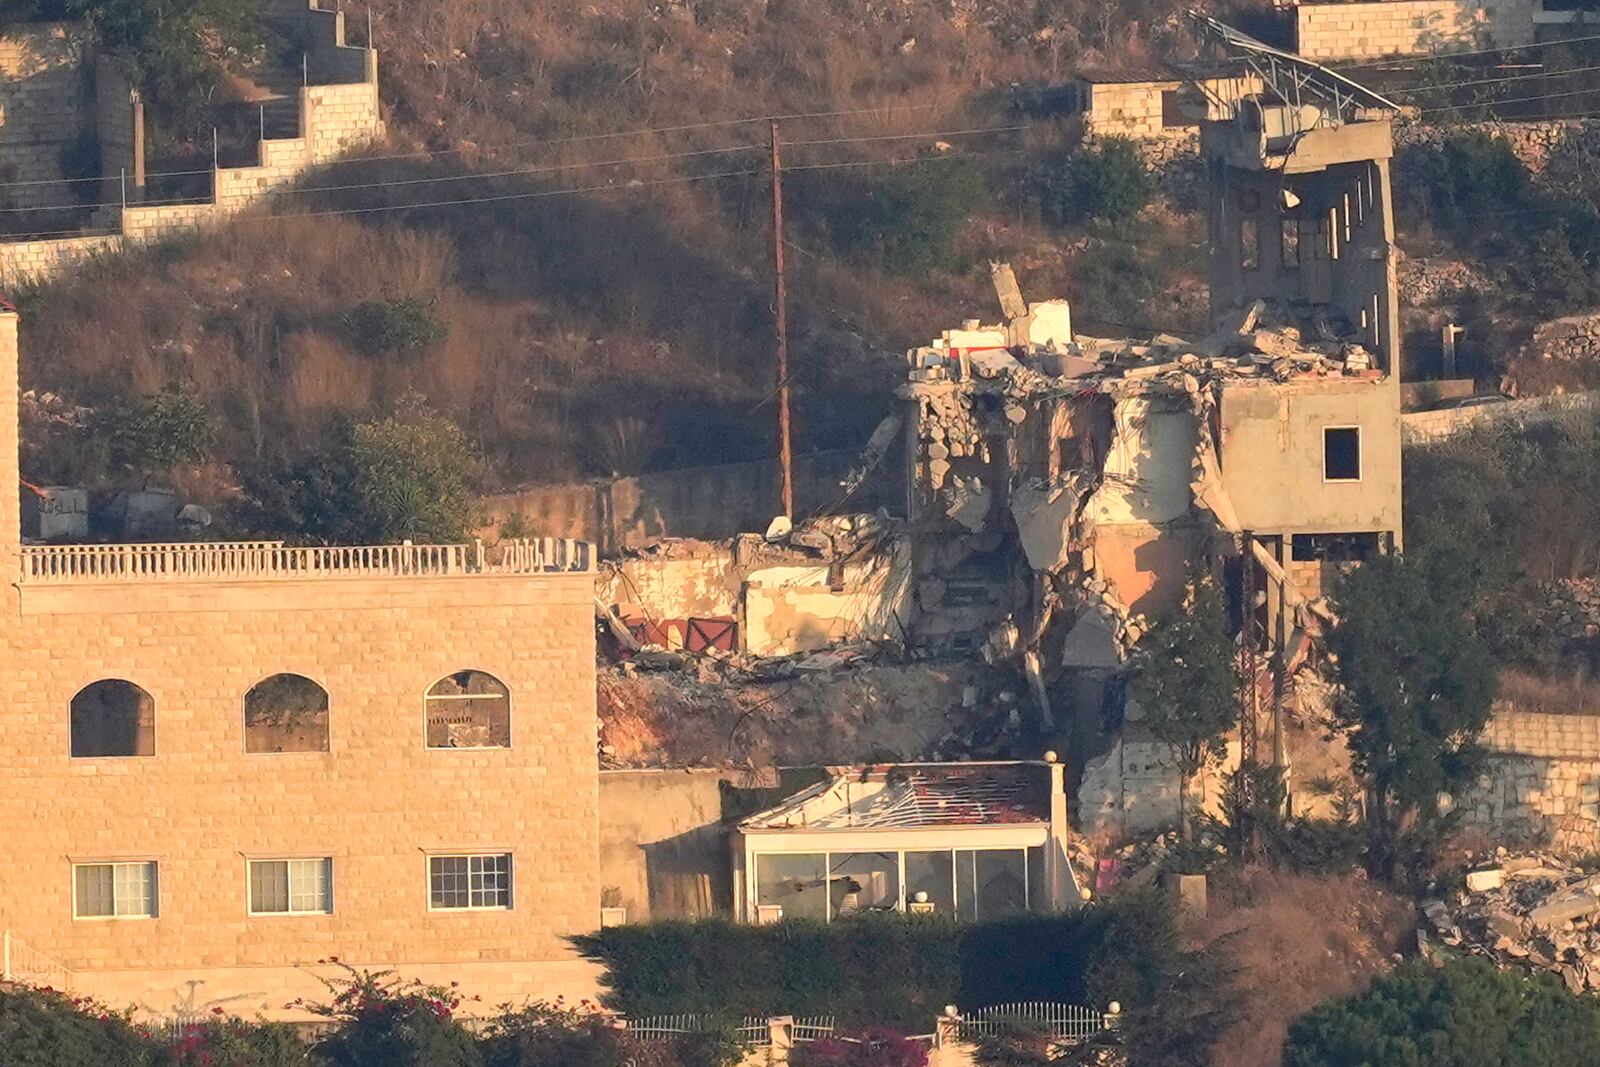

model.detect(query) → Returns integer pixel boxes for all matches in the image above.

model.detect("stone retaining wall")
[0,23,93,210]
[1464,709,1600,853]
[0,4,383,284]
[1401,390,1599,444]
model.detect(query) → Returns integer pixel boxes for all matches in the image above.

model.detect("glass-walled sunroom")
[749,845,1048,923]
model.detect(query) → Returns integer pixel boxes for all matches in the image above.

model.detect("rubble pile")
[1422,853,1600,992]
[1518,312,1600,365]
[1538,578,1600,643]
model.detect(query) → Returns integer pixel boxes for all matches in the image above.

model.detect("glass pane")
[430,856,470,908]
[905,851,955,918]
[75,865,114,917]
[288,859,330,913]
[975,850,1028,920]
[1026,846,1047,912]
[955,850,978,923]
[113,862,154,917]
[828,853,898,919]
[251,861,289,913]
[754,853,827,922]
[468,854,510,908]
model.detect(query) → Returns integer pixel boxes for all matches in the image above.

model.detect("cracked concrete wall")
[743,540,916,655]
[1217,377,1402,537]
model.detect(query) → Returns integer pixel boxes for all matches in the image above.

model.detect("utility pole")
[770,120,794,519]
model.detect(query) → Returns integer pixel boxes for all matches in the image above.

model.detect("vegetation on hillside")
[7,0,1215,541]
[1283,958,1600,1067]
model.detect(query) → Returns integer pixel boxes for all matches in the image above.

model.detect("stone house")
[0,300,604,1018]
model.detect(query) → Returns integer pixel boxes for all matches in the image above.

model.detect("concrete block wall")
[1401,390,1599,444]
[0,23,93,209]
[1295,0,1537,60]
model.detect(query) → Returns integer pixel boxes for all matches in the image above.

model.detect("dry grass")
[1195,867,1412,1067]
[1498,667,1600,715]
[16,0,1209,498]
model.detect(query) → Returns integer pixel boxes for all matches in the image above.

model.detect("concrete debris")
[764,515,793,541]
[1421,851,1600,991]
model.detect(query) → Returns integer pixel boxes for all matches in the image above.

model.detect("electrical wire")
[1386,62,1600,95]
[1340,32,1600,70]
[1418,83,1600,114]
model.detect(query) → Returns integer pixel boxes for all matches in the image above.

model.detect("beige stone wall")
[1401,390,1599,444]
[0,23,92,209]
[1295,0,1537,61]
[0,307,604,1016]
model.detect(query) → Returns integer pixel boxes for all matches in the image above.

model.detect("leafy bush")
[792,1027,928,1067]
[1283,958,1600,1067]
[307,968,483,1067]
[0,988,159,1067]
[1043,138,1154,226]
[343,299,449,360]
[166,1016,309,1066]
[241,406,482,543]
[802,156,988,274]
[479,1000,742,1067]
[93,388,214,472]
[573,896,1194,1031]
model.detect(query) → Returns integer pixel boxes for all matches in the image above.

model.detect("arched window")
[245,674,330,754]
[70,680,155,758]
[425,670,510,749]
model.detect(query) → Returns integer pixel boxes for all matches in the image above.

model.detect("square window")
[249,859,332,915]
[74,862,156,919]
[1324,427,1361,481]
[429,854,511,910]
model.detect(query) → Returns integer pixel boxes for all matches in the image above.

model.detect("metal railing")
[954,1002,1119,1042]
[623,1013,772,1047]
[19,538,592,584]
[1,930,71,990]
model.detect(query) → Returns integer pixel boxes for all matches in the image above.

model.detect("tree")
[1283,958,1600,1067]
[827,156,988,274]
[239,408,482,544]
[93,388,214,473]
[1328,549,1496,884]
[1044,137,1155,226]
[1132,574,1239,839]
[66,0,262,141]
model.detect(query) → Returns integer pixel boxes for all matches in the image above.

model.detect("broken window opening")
[1240,218,1259,270]
[1160,88,1199,129]
[425,670,511,749]
[1323,426,1361,481]
[1291,532,1380,563]
[1280,217,1300,268]
[70,679,154,758]
[1341,193,1353,243]
[245,673,330,754]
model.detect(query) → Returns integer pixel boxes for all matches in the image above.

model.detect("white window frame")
[427,852,513,912]
[72,860,158,920]
[1323,425,1363,483]
[247,857,334,916]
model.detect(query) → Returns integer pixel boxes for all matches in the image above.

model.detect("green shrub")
[573,897,1189,1032]
[1044,138,1154,226]
[1283,958,1600,1067]
[308,967,483,1067]
[93,388,214,472]
[792,1027,928,1067]
[0,988,159,1067]
[480,1001,742,1067]
[343,299,449,360]
[165,1016,310,1066]
[807,156,988,274]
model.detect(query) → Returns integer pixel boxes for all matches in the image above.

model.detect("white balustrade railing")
[1,930,71,990]
[19,537,591,585]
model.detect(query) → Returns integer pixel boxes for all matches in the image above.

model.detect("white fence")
[954,1002,1120,1042]
[0,930,71,991]
[19,537,592,584]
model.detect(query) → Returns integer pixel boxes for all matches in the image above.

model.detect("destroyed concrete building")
[902,41,1405,834]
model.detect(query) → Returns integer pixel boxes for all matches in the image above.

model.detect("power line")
[779,124,1028,147]
[306,102,955,168]
[1417,83,1600,114]
[1388,62,1600,95]
[1341,32,1600,70]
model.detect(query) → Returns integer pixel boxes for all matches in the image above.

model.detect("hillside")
[8,0,1211,529]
